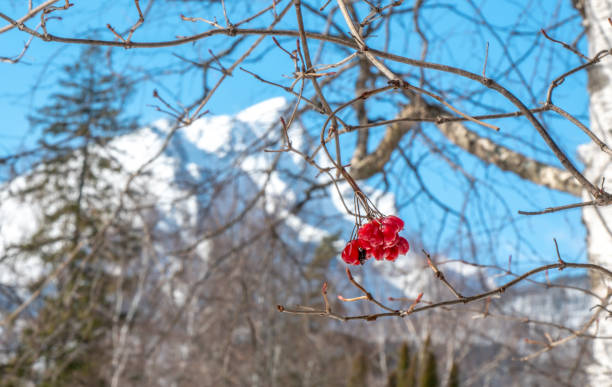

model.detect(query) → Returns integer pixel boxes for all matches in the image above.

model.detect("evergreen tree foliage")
[347,352,368,387]
[1,47,140,385]
[406,351,418,387]
[387,342,417,387]
[20,45,139,260]
[419,351,439,387]
[448,361,459,387]
[396,342,416,387]
[418,336,439,387]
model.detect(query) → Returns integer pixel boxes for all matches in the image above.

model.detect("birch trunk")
[579,1,612,383]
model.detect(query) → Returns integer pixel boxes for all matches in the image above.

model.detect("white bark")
[351,103,582,196]
[435,117,582,196]
[580,1,612,384]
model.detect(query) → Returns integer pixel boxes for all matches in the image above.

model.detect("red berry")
[385,246,399,261]
[382,215,404,232]
[375,245,387,260]
[381,223,398,246]
[357,221,376,238]
[341,240,362,265]
[358,222,383,246]
[396,236,410,255]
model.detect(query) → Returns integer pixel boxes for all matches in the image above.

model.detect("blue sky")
[0,0,592,275]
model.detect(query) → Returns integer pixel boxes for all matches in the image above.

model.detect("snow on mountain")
[0,98,336,306]
[0,97,593,324]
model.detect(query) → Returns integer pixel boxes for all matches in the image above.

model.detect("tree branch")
[350,101,582,197]
[433,109,582,197]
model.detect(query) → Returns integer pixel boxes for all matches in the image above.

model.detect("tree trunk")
[579,0,612,383]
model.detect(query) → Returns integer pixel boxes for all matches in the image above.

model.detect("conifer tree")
[388,371,398,387]
[347,352,368,387]
[3,46,139,385]
[418,336,439,387]
[448,361,459,387]
[397,342,417,387]
[387,342,417,387]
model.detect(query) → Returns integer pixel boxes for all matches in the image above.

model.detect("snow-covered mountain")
[0,97,402,302]
[0,96,593,309]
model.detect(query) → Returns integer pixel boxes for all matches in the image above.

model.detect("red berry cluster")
[341,216,409,265]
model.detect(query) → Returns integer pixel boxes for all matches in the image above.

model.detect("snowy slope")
[0,97,376,306]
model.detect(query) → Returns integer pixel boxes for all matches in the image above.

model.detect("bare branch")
[423,250,465,299]
[0,0,60,34]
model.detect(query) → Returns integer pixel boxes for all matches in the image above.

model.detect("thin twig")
[547,104,612,156]
[125,0,145,43]
[518,200,596,216]
[220,0,232,28]
[553,238,567,267]
[239,67,324,113]
[1,33,35,63]
[0,0,59,34]
[319,0,332,12]
[234,0,282,27]
[423,250,465,299]
[322,282,332,314]
[391,80,500,131]
[520,292,610,361]
[546,49,610,104]
[336,106,549,135]
[343,267,398,313]
[482,41,489,78]
[541,28,589,60]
